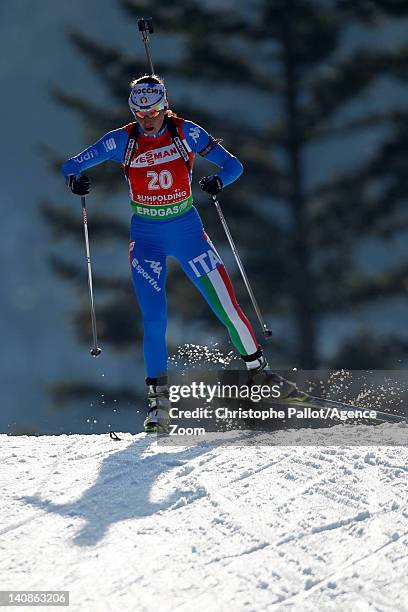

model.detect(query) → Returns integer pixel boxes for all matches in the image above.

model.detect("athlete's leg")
[170,209,262,365]
[129,228,168,380]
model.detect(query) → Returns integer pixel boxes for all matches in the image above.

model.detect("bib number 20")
[147,170,173,190]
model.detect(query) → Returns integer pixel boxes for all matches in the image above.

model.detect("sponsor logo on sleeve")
[189,126,201,143]
[74,149,98,163]
[103,137,117,152]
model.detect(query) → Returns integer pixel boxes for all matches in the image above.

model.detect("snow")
[1,428,407,611]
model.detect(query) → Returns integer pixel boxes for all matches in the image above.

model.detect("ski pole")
[81,195,102,357]
[211,195,273,339]
[137,17,155,74]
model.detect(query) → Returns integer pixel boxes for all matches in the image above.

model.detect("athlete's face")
[135,109,165,135]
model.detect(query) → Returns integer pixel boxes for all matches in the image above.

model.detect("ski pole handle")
[138,17,155,74]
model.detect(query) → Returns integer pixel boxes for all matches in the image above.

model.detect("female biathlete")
[62,75,299,432]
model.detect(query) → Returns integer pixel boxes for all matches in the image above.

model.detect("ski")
[262,394,407,425]
[194,388,407,425]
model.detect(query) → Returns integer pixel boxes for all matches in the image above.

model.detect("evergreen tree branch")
[41,202,129,242]
[48,255,130,292]
[308,46,408,124]
[318,263,408,311]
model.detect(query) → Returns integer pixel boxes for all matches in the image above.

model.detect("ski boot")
[143,379,171,433]
[244,350,307,402]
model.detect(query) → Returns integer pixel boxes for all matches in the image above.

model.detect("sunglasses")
[135,109,162,119]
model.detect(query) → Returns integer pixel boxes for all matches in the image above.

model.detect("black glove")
[67,174,90,196]
[199,175,223,196]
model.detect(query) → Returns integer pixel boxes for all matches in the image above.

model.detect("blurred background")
[2,0,408,434]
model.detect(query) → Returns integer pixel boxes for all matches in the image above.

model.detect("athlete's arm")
[183,120,243,187]
[61,127,129,178]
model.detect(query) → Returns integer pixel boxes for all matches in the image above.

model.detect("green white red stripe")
[198,263,258,356]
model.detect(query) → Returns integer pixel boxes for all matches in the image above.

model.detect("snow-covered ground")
[1,427,407,611]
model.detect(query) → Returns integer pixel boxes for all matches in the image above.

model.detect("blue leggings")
[129,207,259,379]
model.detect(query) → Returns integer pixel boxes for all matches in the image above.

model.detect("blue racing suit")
[62,116,260,380]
